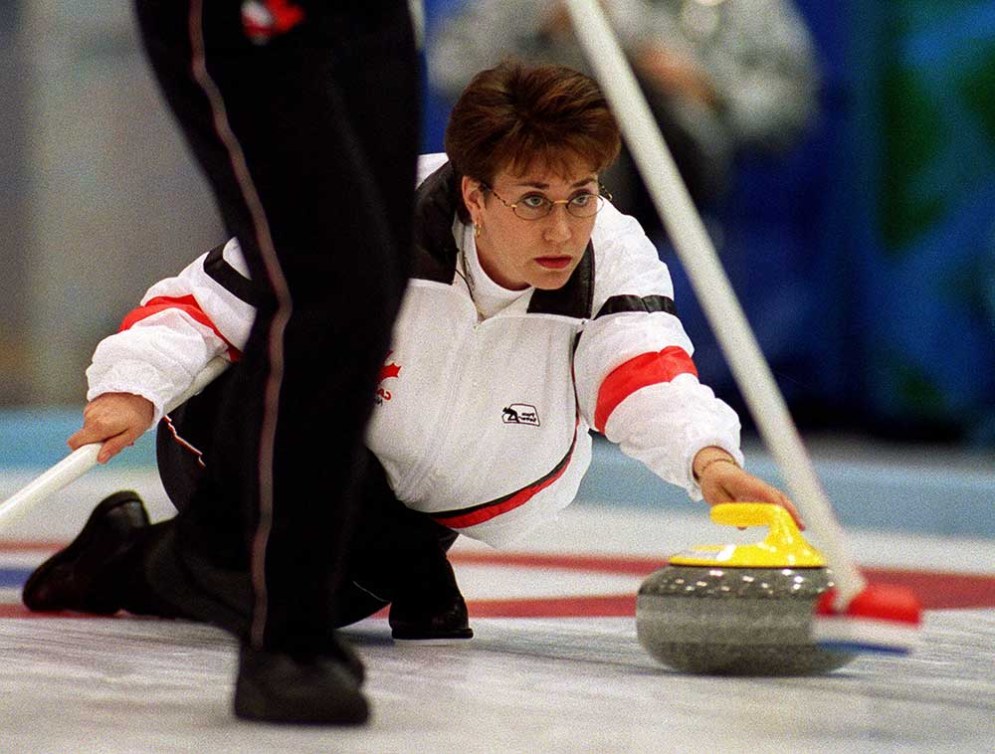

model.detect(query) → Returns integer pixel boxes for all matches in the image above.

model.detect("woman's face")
[461,157,600,291]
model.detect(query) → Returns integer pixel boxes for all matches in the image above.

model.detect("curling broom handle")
[564,0,866,605]
[0,357,229,531]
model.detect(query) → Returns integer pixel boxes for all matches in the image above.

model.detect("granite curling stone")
[636,503,857,675]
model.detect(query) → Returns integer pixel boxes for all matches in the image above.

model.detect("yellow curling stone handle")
[669,502,826,568]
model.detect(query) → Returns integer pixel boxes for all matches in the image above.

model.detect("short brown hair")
[444,60,621,209]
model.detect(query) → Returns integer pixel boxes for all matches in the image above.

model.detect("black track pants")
[133,374,459,635]
[132,0,420,653]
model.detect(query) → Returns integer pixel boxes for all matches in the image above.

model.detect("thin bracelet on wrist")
[693,455,738,482]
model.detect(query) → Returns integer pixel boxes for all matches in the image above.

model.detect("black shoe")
[389,592,474,642]
[386,548,474,642]
[324,631,367,685]
[234,642,370,725]
[22,490,150,614]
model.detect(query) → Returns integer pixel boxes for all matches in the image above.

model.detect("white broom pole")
[0,356,229,531]
[564,0,865,604]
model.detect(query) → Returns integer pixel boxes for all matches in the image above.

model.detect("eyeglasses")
[482,183,611,221]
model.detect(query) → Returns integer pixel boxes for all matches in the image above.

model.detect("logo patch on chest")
[502,404,540,427]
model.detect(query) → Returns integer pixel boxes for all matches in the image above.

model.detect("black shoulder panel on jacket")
[412,162,461,283]
[594,294,677,319]
[203,243,258,306]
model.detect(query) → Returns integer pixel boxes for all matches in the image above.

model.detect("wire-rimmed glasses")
[482,183,611,220]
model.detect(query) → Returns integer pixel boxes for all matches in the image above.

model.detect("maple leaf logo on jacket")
[376,352,401,405]
[241,0,305,44]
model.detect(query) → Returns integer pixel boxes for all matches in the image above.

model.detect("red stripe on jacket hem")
[433,424,579,529]
[121,295,242,361]
[594,346,697,431]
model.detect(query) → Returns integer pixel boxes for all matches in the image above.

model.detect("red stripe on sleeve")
[594,346,697,431]
[120,295,241,361]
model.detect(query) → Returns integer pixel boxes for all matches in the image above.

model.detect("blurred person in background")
[428,0,820,235]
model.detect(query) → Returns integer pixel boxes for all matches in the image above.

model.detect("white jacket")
[87,154,742,547]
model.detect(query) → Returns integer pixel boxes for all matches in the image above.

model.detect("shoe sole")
[392,633,474,646]
[234,687,370,726]
[391,624,474,643]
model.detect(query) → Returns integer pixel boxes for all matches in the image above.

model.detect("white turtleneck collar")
[457,221,531,319]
